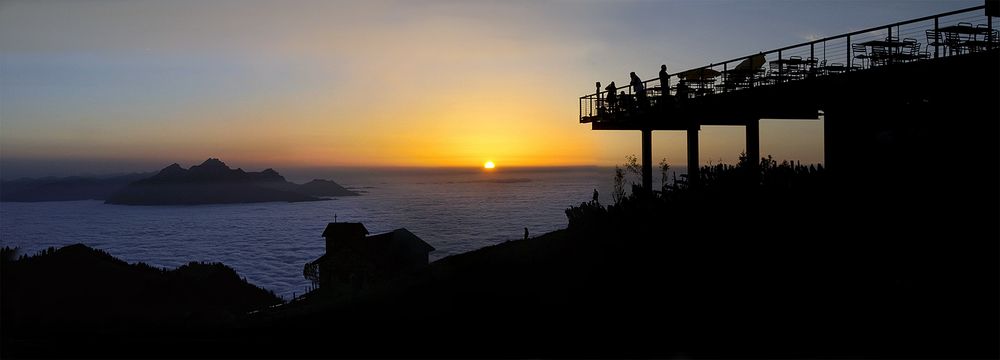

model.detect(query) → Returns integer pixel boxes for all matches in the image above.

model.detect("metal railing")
[580,5,996,122]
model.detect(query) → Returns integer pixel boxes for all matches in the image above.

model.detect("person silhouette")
[604,81,618,115]
[595,81,604,116]
[677,80,690,100]
[619,91,631,114]
[631,72,647,110]
[523,227,529,241]
[592,189,600,205]
[659,65,670,96]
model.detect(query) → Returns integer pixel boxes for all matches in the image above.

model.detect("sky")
[0,0,983,177]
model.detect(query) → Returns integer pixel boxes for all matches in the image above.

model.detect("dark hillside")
[1,244,282,356]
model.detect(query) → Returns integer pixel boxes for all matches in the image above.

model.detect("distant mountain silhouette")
[0,173,152,202]
[295,179,358,197]
[105,158,358,205]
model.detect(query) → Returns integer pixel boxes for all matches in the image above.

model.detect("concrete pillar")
[746,118,760,167]
[687,124,700,188]
[823,110,835,173]
[641,129,652,193]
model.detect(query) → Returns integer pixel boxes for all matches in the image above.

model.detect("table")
[818,65,847,75]
[936,25,992,36]
[681,78,716,87]
[721,68,764,90]
[858,40,911,65]
[769,58,817,66]
[769,58,817,80]
[676,78,716,98]
[936,25,996,53]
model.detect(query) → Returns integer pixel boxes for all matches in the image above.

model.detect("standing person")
[604,81,618,115]
[658,65,673,109]
[630,72,647,111]
[619,91,631,114]
[659,65,670,96]
[524,227,529,241]
[677,80,690,100]
[595,81,603,116]
[630,72,644,94]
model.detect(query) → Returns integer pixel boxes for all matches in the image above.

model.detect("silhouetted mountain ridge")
[106,158,358,205]
[297,179,355,196]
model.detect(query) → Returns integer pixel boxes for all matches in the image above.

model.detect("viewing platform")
[579,4,998,191]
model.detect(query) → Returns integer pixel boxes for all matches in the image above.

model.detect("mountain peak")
[247,168,285,183]
[156,163,188,177]
[197,158,229,169]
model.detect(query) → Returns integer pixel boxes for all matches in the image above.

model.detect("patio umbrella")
[679,68,721,80]
[734,53,767,70]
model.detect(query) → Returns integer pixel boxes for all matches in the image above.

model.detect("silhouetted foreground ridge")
[1,157,996,358]
[237,157,996,358]
[105,158,357,205]
[1,244,283,355]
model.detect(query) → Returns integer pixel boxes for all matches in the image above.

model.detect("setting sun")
[484,161,496,169]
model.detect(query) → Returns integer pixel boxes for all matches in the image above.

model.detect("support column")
[746,118,760,168]
[687,124,700,188]
[641,129,653,193]
[823,109,837,174]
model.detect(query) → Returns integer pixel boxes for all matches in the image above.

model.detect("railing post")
[778,50,783,82]
[846,35,851,72]
[723,62,728,93]
[595,84,600,115]
[989,14,994,50]
[810,43,816,77]
[934,17,940,58]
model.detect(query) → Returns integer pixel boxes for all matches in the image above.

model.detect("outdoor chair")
[944,31,967,55]
[852,43,870,68]
[869,45,890,66]
[925,30,945,55]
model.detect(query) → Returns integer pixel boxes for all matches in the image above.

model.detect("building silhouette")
[304,223,434,291]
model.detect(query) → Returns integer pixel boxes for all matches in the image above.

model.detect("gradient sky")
[0,0,981,177]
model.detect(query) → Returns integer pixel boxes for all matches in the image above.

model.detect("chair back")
[958,22,975,40]
[975,24,991,41]
[852,43,868,54]
[925,30,942,45]
[902,38,919,54]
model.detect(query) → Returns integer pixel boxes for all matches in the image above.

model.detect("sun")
[484,161,496,169]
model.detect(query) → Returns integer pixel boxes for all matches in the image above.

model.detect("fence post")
[778,50,783,82]
[723,62,728,93]
[934,17,940,58]
[846,35,851,72]
[989,14,994,50]
[810,43,816,77]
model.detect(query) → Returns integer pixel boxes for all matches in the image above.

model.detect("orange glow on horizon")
[484,161,495,169]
